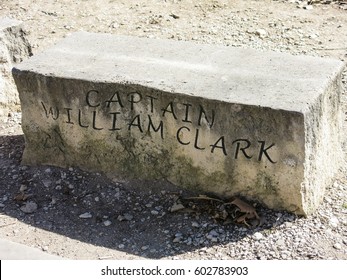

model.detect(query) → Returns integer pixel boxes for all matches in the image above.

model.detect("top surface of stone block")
[15,31,344,113]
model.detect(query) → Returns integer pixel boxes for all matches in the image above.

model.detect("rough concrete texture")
[12,32,345,215]
[0,17,32,116]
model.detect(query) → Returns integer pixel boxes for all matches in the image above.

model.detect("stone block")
[12,32,345,215]
[0,17,32,116]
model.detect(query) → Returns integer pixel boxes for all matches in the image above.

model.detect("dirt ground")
[0,0,347,260]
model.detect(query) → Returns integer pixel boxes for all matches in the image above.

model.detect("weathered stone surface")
[12,32,345,215]
[0,17,32,116]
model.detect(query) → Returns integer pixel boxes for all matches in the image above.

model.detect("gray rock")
[20,201,38,214]
[124,213,133,221]
[276,238,286,247]
[192,221,200,228]
[304,5,314,10]
[329,216,339,228]
[170,203,185,212]
[79,212,92,219]
[19,185,28,192]
[42,179,51,188]
[253,232,264,240]
[173,237,182,243]
[118,213,133,221]
[209,230,219,237]
[255,28,267,38]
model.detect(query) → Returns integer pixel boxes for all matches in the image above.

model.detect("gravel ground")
[0,0,347,260]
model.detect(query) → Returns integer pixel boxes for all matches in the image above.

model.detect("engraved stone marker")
[12,32,345,215]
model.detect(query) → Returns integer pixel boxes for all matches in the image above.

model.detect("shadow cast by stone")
[0,134,296,259]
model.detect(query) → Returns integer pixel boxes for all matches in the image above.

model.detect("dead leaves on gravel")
[170,194,261,228]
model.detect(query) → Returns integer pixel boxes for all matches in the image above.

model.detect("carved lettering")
[148,115,164,139]
[210,136,227,156]
[177,126,190,145]
[198,105,215,128]
[41,102,59,120]
[146,95,157,113]
[64,108,74,124]
[182,103,192,123]
[109,112,121,131]
[78,109,89,128]
[128,114,143,132]
[106,92,124,108]
[128,92,142,110]
[92,111,103,130]
[86,90,100,107]
[232,139,252,160]
[258,141,276,163]
[162,102,177,120]
[194,129,205,150]
[42,89,278,165]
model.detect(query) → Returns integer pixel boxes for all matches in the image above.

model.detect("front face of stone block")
[16,73,306,213]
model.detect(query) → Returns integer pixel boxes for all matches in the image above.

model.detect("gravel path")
[0,0,346,260]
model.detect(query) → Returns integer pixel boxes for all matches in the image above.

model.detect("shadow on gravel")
[0,134,294,259]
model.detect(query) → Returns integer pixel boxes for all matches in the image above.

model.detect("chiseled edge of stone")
[301,60,346,216]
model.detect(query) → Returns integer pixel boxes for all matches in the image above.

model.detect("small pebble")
[19,185,28,192]
[173,237,182,243]
[20,201,38,214]
[253,232,264,240]
[192,221,200,228]
[79,212,92,219]
[329,216,339,228]
[255,28,267,38]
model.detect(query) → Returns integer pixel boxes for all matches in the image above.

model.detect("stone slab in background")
[12,32,345,215]
[0,17,32,116]
[0,239,64,260]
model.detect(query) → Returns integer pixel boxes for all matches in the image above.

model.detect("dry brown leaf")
[227,197,260,227]
[14,192,31,202]
[173,194,261,227]
[229,198,259,218]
